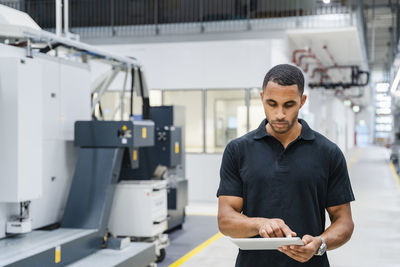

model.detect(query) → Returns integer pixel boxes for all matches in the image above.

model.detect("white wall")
[306,89,355,153]
[186,154,222,203]
[96,38,287,90]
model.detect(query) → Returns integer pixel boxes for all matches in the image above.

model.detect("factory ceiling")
[363,0,400,80]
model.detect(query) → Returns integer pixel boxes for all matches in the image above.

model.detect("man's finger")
[271,222,284,237]
[288,245,307,253]
[265,225,276,237]
[280,224,296,237]
[260,229,270,238]
[285,245,305,254]
[279,247,305,262]
[302,235,314,245]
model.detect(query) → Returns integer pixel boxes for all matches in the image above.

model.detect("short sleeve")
[216,141,243,198]
[326,146,355,207]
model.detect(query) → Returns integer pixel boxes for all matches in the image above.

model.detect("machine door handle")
[153,218,168,224]
[153,187,167,192]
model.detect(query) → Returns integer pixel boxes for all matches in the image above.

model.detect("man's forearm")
[321,216,354,250]
[218,212,263,238]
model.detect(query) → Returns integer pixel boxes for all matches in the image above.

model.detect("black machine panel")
[155,126,182,168]
[74,120,155,149]
[74,121,134,148]
[149,106,175,126]
[120,106,183,180]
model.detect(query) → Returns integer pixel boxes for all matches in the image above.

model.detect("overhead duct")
[309,65,369,89]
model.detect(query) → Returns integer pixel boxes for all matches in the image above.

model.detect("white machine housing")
[0,44,91,239]
[0,56,43,202]
[108,180,168,238]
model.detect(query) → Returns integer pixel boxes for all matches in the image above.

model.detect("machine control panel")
[117,125,132,144]
[74,121,135,148]
[74,120,155,148]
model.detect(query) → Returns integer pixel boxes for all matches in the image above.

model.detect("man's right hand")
[218,196,297,238]
[257,218,296,238]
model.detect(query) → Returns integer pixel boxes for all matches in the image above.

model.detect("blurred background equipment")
[0,4,187,266]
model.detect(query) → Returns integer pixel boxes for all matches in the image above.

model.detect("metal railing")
[1,0,352,27]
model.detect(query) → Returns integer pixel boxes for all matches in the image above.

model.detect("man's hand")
[278,235,321,263]
[257,218,297,238]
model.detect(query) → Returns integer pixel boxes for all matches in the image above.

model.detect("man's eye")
[285,104,295,108]
[268,102,276,106]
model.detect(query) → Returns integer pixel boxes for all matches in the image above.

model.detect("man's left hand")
[278,235,321,263]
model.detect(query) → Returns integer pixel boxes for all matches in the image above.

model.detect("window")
[374,82,392,144]
[95,90,161,120]
[149,90,162,106]
[164,90,204,153]
[95,91,143,120]
[97,88,271,154]
[206,90,246,153]
[163,88,264,153]
[249,88,266,131]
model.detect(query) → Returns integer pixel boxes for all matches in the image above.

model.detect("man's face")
[260,81,306,134]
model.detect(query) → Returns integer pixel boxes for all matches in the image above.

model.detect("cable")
[138,68,150,120]
[130,67,135,118]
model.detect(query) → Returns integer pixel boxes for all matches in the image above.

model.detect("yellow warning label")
[175,142,180,154]
[133,150,137,161]
[142,127,147,139]
[55,246,61,263]
[122,125,127,131]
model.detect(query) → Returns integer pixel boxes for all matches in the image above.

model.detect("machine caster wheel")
[156,248,166,263]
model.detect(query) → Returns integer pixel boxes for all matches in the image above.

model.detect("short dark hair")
[262,64,304,95]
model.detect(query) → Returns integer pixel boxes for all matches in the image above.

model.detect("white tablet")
[229,237,304,250]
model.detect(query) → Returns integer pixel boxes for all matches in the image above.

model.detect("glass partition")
[164,90,204,153]
[206,89,246,153]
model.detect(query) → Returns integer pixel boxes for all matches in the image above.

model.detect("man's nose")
[276,107,285,120]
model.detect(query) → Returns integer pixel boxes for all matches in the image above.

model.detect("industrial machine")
[0,4,187,267]
[108,180,170,262]
[106,105,188,262]
[119,105,188,232]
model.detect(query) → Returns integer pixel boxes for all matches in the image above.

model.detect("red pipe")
[311,67,326,78]
[323,45,347,81]
[303,63,309,73]
[298,54,316,67]
[322,45,339,68]
[298,52,327,73]
[292,48,311,64]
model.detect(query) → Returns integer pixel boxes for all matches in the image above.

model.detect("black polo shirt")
[217,118,355,267]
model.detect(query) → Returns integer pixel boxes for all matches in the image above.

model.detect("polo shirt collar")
[253,118,315,141]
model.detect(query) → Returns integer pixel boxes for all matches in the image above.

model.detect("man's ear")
[300,94,307,108]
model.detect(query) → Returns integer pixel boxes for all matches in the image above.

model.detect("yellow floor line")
[389,162,400,191]
[347,149,360,169]
[169,232,223,267]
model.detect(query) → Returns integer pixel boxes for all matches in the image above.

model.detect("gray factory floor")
[163,146,400,267]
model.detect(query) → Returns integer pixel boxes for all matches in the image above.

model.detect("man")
[217,64,355,267]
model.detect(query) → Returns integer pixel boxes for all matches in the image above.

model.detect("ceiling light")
[343,100,351,107]
[376,83,389,92]
[390,67,400,93]
[323,0,331,4]
[352,105,360,113]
